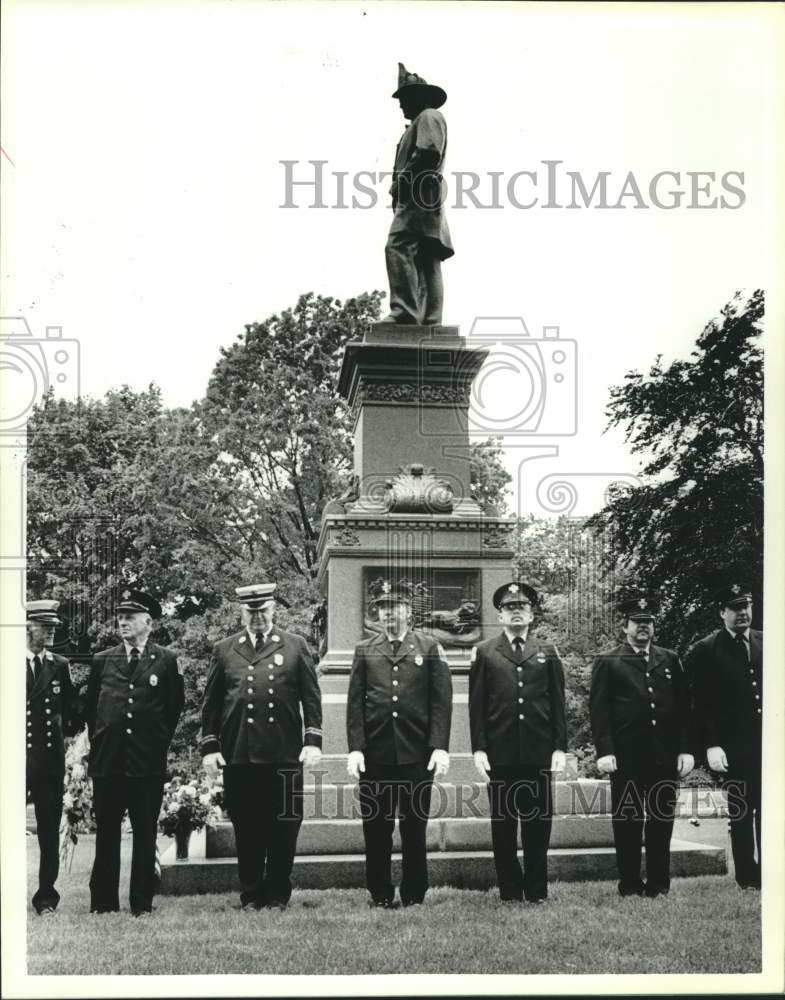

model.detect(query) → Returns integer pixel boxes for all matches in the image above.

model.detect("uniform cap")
[26,599,62,626]
[714,582,753,609]
[116,588,162,619]
[368,577,413,606]
[618,594,659,620]
[235,582,277,610]
[493,582,538,610]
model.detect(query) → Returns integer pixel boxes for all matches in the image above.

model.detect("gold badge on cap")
[731,584,741,594]
[509,584,519,594]
[382,582,391,593]
[638,598,648,609]
[123,590,131,599]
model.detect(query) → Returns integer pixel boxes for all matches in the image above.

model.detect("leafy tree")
[587,289,764,651]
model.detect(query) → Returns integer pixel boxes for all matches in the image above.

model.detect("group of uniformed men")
[26,576,762,915]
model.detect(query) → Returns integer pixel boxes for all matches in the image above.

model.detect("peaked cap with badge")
[713,581,753,609]
[116,588,162,619]
[492,581,538,611]
[368,577,413,607]
[618,594,660,621]
[236,582,277,610]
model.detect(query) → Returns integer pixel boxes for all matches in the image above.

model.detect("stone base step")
[160,838,727,895]
[207,814,615,857]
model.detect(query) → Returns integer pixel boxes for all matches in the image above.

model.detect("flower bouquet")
[158,775,223,859]
[60,727,94,871]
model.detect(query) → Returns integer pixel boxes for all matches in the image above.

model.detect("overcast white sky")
[2,0,783,514]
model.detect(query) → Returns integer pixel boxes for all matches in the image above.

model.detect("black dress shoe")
[500,896,523,904]
[264,900,288,911]
[37,906,57,916]
[369,898,399,909]
[526,897,547,905]
[644,887,670,899]
[241,901,261,911]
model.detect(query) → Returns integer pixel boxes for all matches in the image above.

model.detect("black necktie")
[129,647,140,669]
[391,639,401,656]
[31,654,42,681]
[255,633,265,652]
[735,633,749,662]
[512,637,524,662]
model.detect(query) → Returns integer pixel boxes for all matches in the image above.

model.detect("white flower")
[71,763,85,781]
[199,793,211,805]
[183,785,197,797]
[63,792,74,809]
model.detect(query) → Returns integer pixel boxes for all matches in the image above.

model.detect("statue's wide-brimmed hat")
[392,63,447,109]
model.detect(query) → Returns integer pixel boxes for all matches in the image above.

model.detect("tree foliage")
[587,289,764,650]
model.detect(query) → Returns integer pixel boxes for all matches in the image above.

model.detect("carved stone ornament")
[483,525,512,548]
[384,464,454,514]
[332,526,361,546]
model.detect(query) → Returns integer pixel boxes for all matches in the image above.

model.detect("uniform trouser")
[487,767,553,901]
[90,775,164,913]
[724,763,761,888]
[359,763,433,904]
[223,764,304,906]
[610,766,677,896]
[27,774,63,912]
[385,230,444,326]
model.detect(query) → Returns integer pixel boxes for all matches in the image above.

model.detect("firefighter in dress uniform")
[86,589,184,915]
[200,583,323,910]
[686,583,763,889]
[468,582,567,904]
[590,595,694,897]
[26,600,80,915]
[346,578,453,908]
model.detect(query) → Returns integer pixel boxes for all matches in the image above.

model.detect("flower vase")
[175,827,192,860]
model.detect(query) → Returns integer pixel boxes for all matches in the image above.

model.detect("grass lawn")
[26,826,760,976]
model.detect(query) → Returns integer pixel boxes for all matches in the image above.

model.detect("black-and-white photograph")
[1,1,783,996]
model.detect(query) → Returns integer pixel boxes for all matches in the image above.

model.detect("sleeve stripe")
[304,727,323,736]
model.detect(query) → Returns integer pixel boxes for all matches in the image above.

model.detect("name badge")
[414,654,423,666]
[150,674,159,687]
[274,653,284,666]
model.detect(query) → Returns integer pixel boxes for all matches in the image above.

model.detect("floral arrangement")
[60,727,94,871]
[158,775,223,839]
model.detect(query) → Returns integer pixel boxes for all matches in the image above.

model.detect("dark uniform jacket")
[469,632,567,769]
[26,650,80,784]
[590,642,691,770]
[346,630,453,765]
[685,628,763,770]
[86,642,184,778]
[200,629,322,765]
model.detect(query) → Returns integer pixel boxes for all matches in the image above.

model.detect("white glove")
[677,753,695,778]
[299,745,322,765]
[551,750,567,773]
[347,750,366,781]
[707,746,728,773]
[597,754,617,774]
[473,751,491,778]
[427,749,450,778]
[203,752,226,780]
